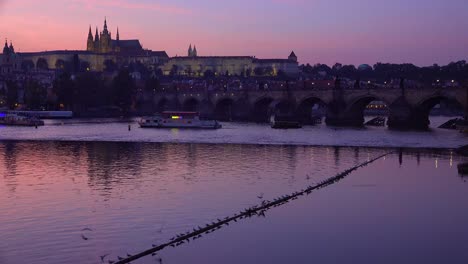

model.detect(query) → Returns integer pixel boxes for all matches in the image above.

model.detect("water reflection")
[0,141,466,264]
[2,142,18,193]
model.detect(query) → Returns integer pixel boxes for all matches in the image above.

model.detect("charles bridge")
[152,81,467,129]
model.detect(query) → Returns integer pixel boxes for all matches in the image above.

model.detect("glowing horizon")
[0,0,467,66]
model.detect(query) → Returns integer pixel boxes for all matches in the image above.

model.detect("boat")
[270,114,302,129]
[0,113,45,126]
[139,111,222,129]
[4,110,73,119]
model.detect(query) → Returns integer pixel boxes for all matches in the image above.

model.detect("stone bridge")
[152,85,467,129]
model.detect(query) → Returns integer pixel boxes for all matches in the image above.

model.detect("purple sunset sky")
[0,0,467,66]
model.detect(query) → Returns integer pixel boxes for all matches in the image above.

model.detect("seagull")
[257,193,264,199]
[100,254,109,263]
[81,234,89,240]
[82,228,93,232]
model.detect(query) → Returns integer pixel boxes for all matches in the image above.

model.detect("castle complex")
[0,19,299,77]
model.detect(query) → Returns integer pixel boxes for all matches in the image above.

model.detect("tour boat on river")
[139,111,222,129]
[0,113,45,127]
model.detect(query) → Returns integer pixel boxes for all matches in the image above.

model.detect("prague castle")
[0,19,299,77]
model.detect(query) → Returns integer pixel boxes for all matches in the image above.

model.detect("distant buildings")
[0,18,299,77]
[162,49,298,77]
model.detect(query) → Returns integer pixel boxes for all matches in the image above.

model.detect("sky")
[0,0,467,66]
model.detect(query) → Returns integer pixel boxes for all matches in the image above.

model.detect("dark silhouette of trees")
[112,69,135,114]
[21,60,35,72]
[36,58,49,71]
[74,72,103,110]
[170,65,178,76]
[264,66,274,76]
[204,69,215,78]
[145,76,160,92]
[55,59,73,72]
[80,61,91,72]
[300,60,468,84]
[24,79,47,110]
[53,72,74,109]
[5,81,19,109]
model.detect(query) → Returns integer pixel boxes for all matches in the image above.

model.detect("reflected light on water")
[0,141,467,264]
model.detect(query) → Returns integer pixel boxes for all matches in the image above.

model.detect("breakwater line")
[112,152,391,264]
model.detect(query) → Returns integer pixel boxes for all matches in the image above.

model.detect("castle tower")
[103,17,109,34]
[87,26,94,51]
[3,39,10,55]
[188,44,193,57]
[99,17,112,53]
[288,51,297,62]
[9,41,14,53]
[115,27,121,52]
[94,27,100,51]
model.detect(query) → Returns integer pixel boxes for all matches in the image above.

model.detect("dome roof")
[358,64,372,71]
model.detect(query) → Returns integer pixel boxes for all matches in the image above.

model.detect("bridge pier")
[387,98,429,130]
[325,100,364,127]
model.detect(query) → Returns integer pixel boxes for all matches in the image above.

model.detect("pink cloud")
[69,0,192,15]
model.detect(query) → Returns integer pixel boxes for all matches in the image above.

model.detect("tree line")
[300,60,468,84]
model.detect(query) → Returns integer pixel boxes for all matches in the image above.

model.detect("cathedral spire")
[116,27,120,41]
[9,41,14,53]
[193,45,197,57]
[88,25,93,40]
[103,17,108,34]
[95,27,99,42]
[3,39,10,54]
[188,44,192,57]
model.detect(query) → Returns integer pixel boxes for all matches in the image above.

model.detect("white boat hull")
[139,117,221,129]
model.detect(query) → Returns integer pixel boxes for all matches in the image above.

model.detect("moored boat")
[270,114,302,129]
[0,113,45,126]
[139,111,222,129]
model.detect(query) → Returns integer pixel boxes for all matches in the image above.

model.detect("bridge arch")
[296,96,327,125]
[252,96,275,122]
[214,97,235,121]
[182,97,200,112]
[346,95,390,126]
[414,95,464,128]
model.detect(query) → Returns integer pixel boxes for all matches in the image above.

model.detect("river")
[0,116,466,148]
[0,117,467,264]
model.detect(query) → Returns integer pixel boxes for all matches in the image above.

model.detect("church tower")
[188,44,193,57]
[193,45,197,57]
[94,27,100,51]
[115,27,121,52]
[100,17,112,53]
[87,26,94,51]
[288,51,297,62]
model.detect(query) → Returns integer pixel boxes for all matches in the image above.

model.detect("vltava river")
[0,118,467,263]
[0,117,465,148]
